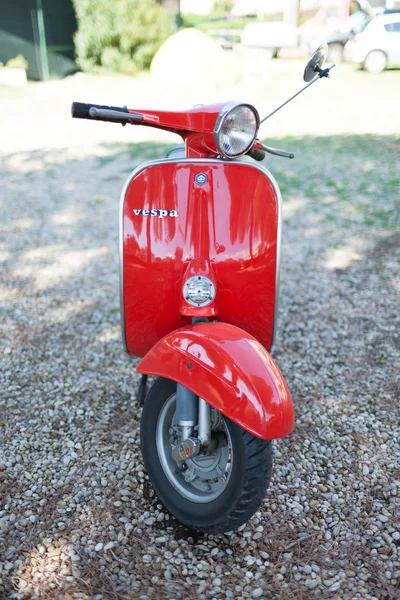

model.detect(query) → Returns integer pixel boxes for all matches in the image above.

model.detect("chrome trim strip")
[236,157,283,353]
[119,173,128,353]
[119,157,282,354]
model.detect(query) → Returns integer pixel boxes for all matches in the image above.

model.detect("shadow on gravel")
[1,134,399,599]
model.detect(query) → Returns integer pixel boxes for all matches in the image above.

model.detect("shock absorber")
[175,383,198,440]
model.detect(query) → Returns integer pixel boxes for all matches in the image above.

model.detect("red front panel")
[122,160,279,357]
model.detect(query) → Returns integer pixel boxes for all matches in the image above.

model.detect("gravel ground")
[1,66,399,599]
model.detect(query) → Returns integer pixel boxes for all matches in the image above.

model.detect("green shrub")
[212,1,234,18]
[72,0,174,74]
[5,54,28,69]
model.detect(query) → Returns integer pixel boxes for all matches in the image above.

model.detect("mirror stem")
[260,64,335,125]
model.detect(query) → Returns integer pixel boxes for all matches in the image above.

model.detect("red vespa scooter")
[72,46,333,532]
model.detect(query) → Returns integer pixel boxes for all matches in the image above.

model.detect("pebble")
[378,515,389,523]
[104,542,115,551]
[142,555,152,564]
[94,543,104,552]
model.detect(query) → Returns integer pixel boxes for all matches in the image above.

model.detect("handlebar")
[71,102,144,125]
[71,103,293,161]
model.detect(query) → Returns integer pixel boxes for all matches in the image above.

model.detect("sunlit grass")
[264,135,400,231]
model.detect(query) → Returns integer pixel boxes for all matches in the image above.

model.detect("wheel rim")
[156,394,233,503]
[365,51,386,73]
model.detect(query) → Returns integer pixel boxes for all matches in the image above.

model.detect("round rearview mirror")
[303,43,328,82]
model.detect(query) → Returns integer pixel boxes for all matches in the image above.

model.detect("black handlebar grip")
[71,102,128,120]
[248,147,266,162]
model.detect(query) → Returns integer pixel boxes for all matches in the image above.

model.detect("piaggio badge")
[195,173,207,185]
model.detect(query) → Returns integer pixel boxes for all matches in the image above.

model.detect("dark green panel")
[0,0,77,78]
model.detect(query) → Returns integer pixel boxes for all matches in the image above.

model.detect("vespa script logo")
[133,208,178,219]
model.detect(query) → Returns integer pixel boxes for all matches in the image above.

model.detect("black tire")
[140,377,273,533]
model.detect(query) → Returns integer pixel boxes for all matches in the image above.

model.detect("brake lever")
[259,142,295,160]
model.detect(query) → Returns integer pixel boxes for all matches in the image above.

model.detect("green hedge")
[72,0,174,74]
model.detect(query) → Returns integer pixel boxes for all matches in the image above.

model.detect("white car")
[344,12,400,72]
[241,21,298,59]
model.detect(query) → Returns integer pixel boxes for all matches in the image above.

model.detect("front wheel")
[140,377,273,533]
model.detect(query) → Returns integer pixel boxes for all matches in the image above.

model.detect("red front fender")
[137,322,294,440]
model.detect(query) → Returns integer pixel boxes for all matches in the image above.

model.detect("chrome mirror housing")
[303,43,328,82]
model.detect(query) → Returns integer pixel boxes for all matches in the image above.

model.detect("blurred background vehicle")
[241,21,298,59]
[210,1,396,62]
[304,3,400,63]
[299,1,375,55]
[344,10,400,70]
[307,9,372,62]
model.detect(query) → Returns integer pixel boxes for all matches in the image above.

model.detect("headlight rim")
[213,102,260,160]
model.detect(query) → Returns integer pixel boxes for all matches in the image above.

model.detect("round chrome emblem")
[183,276,216,308]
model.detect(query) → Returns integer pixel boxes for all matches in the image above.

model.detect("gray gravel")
[1,72,399,600]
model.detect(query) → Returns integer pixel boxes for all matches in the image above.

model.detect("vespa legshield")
[137,322,294,440]
[121,158,282,358]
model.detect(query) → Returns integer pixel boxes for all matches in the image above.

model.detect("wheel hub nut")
[171,437,201,463]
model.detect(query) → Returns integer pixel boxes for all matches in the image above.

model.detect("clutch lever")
[259,142,295,160]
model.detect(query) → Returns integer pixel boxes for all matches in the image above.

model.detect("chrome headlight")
[214,102,259,159]
[183,276,215,308]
